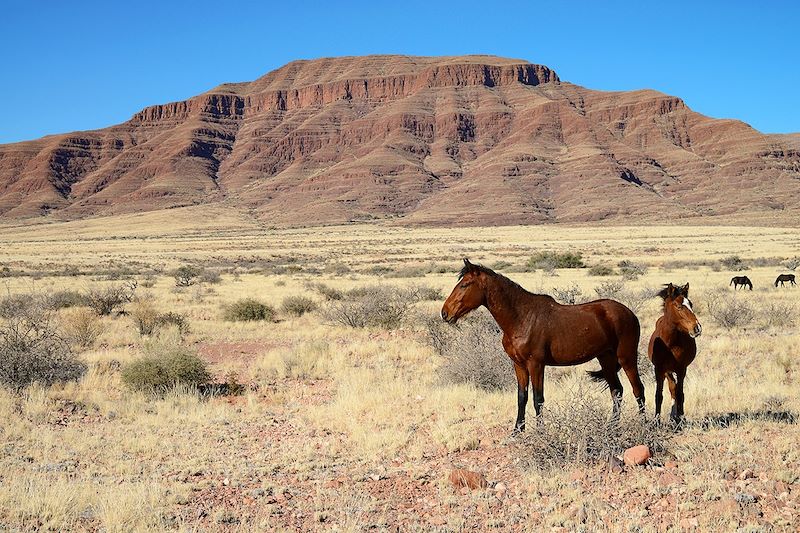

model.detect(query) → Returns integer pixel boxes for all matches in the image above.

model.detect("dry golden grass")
[0,213,798,531]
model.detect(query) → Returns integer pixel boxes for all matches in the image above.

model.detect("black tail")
[586,362,622,384]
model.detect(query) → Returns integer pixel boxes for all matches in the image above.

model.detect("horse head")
[441,258,488,323]
[657,283,702,338]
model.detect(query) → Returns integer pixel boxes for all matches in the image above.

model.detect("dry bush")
[528,251,585,270]
[762,301,796,328]
[428,309,513,391]
[281,295,318,317]
[783,257,800,271]
[704,290,755,328]
[618,260,648,281]
[322,285,416,329]
[407,284,443,302]
[551,284,585,305]
[518,383,672,470]
[129,300,190,336]
[121,344,210,393]
[85,281,137,316]
[719,255,746,271]
[42,290,88,310]
[61,307,103,349]
[223,299,276,322]
[198,269,222,284]
[0,300,86,391]
[305,281,344,301]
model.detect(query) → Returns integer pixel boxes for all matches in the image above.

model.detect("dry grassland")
[0,207,798,531]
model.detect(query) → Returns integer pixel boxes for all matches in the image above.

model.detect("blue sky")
[1,1,797,144]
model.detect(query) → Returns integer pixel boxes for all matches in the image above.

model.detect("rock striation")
[1,54,798,225]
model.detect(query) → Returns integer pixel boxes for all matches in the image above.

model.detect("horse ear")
[681,283,690,296]
[463,258,471,267]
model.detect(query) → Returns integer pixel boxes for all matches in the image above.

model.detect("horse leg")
[513,363,529,433]
[673,370,686,425]
[666,373,679,424]
[528,361,545,420]
[654,367,665,421]
[617,337,645,414]
[599,354,624,420]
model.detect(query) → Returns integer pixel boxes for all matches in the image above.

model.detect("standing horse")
[441,259,645,432]
[730,276,753,290]
[775,274,797,287]
[648,283,702,424]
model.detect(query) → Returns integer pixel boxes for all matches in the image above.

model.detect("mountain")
[1,55,799,225]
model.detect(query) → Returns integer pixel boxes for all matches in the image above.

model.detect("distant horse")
[730,276,753,290]
[648,283,702,425]
[775,274,797,287]
[441,259,645,433]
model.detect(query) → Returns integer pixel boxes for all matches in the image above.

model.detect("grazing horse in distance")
[441,259,645,433]
[648,283,702,425]
[730,276,753,290]
[775,274,797,287]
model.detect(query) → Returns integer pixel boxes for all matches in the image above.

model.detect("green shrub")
[223,299,276,322]
[173,265,201,287]
[588,264,614,277]
[121,346,211,393]
[0,300,86,391]
[281,295,318,317]
[527,251,585,270]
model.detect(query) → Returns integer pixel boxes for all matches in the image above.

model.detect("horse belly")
[547,326,613,365]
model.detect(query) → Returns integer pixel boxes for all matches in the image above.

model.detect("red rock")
[665,460,679,469]
[2,55,799,226]
[623,445,651,466]
[448,469,489,490]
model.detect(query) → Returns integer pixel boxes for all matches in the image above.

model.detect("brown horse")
[441,259,645,432]
[648,283,702,424]
[775,274,796,287]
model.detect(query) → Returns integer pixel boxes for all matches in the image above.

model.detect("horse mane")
[458,261,544,300]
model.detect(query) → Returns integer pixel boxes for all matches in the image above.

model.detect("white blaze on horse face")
[682,299,693,313]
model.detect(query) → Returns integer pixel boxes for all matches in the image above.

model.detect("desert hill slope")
[1,54,799,225]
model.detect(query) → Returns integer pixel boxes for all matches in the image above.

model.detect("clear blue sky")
[1,1,797,144]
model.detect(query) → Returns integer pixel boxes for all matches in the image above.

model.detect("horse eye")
[460,282,472,289]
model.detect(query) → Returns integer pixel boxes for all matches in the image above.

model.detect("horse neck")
[481,275,530,334]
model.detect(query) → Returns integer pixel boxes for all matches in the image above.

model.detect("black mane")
[458,262,498,280]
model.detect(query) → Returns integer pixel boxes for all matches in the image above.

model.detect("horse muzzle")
[441,309,457,324]
[691,323,702,338]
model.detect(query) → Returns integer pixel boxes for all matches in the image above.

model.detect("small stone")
[494,482,507,496]
[658,471,683,487]
[733,492,757,505]
[608,455,624,474]
[738,469,755,480]
[448,468,489,490]
[623,445,651,466]
[665,460,679,469]
[222,478,230,486]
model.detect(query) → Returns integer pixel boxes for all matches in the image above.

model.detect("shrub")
[322,285,416,329]
[519,383,672,470]
[588,264,615,277]
[762,301,796,329]
[428,309,512,391]
[62,308,103,349]
[305,282,344,301]
[173,265,201,287]
[527,251,585,270]
[121,345,211,393]
[198,269,222,285]
[130,300,161,335]
[593,281,652,313]
[618,260,647,281]
[158,312,189,335]
[0,300,86,391]
[85,281,137,316]
[719,255,746,271]
[704,291,755,328]
[281,295,318,317]
[223,299,276,322]
[0,294,32,319]
[594,280,626,300]
[784,257,800,271]
[407,284,443,302]
[42,290,88,310]
[551,284,585,305]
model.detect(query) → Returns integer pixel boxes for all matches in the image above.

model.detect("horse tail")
[586,361,621,384]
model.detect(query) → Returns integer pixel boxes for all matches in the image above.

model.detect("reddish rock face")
[2,54,799,224]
